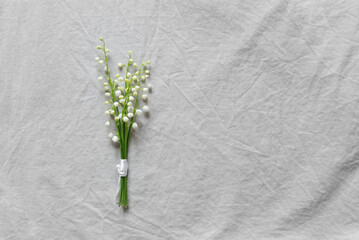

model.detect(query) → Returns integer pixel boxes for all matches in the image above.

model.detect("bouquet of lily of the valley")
[95,37,152,208]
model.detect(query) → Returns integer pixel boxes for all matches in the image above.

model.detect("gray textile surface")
[1,0,359,239]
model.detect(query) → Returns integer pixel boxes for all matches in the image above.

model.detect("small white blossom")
[119,95,124,99]
[110,110,115,115]
[105,110,110,115]
[104,101,109,105]
[133,92,138,96]
[128,113,134,118]
[98,60,104,64]
[118,113,122,118]
[114,116,120,121]
[143,88,149,92]
[131,88,136,92]
[105,121,110,126]
[120,87,125,91]
[132,76,138,81]
[132,122,138,129]
[115,90,121,96]
[128,102,133,106]
[112,136,119,142]
[141,76,146,81]
[104,82,108,86]
[119,77,124,81]
[105,48,109,53]
[145,70,150,74]
[104,87,109,91]
[129,59,133,64]
[142,94,148,101]
[98,76,103,81]
[119,99,125,104]
[96,45,102,49]
[135,71,139,75]
[147,61,151,64]
[108,132,114,138]
[129,96,135,101]
[123,116,129,122]
[135,86,140,90]
[135,109,142,116]
[105,92,111,97]
[133,63,137,67]
[95,57,100,61]
[128,50,133,55]
[128,106,134,113]
[143,105,149,112]
[114,102,119,107]
[117,63,123,68]
[147,84,152,90]
[145,75,149,78]
[127,73,131,78]
[99,37,104,41]
[125,78,131,83]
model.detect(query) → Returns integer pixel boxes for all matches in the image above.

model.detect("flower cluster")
[96,37,152,147]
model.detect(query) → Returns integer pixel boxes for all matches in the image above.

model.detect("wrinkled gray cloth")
[1,0,359,239]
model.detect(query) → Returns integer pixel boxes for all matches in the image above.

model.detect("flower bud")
[129,59,133,64]
[112,136,119,142]
[143,105,149,112]
[128,50,133,55]
[108,132,114,138]
[145,70,150,74]
[128,102,133,106]
[141,76,146,81]
[105,110,110,115]
[133,63,137,67]
[127,73,131,78]
[98,76,103,81]
[128,106,134,113]
[104,82,108,86]
[132,122,138,129]
[105,48,109,53]
[105,92,111,97]
[143,88,149,92]
[114,102,119,107]
[129,96,134,101]
[119,77,124,81]
[105,121,110,126]
[117,63,123,68]
[104,101,109,105]
[147,84,152,90]
[99,37,104,41]
[135,109,142,116]
[95,57,100,61]
[142,94,148,101]
[96,45,102,49]
[115,90,121,96]
[128,113,134,118]
[110,110,115,115]
[133,92,138,96]
[98,60,104,64]
[123,116,129,122]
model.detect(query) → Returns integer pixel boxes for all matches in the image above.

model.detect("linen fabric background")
[1,0,359,239]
